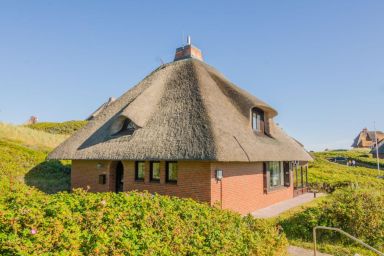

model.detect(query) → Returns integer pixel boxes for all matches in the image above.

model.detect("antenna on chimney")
[187,35,191,45]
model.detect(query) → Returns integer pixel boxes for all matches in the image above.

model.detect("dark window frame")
[251,107,265,134]
[264,161,287,193]
[166,161,178,184]
[99,174,107,185]
[150,161,160,182]
[135,161,145,181]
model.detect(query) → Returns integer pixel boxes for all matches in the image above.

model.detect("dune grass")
[0,122,71,193]
[26,120,87,135]
[0,122,68,150]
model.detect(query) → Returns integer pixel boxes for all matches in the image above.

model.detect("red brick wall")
[210,162,294,215]
[71,160,111,192]
[121,161,211,203]
[71,160,294,214]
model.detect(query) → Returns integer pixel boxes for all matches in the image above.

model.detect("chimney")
[174,36,203,61]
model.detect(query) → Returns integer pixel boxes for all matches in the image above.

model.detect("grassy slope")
[319,148,384,168]
[0,122,68,150]
[277,150,384,256]
[26,120,87,135]
[0,123,70,193]
[308,150,384,191]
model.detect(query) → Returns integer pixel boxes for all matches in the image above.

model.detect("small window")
[268,162,284,188]
[150,161,160,182]
[111,116,137,137]
[252,108,264,133]
[135,161,145,181]
[166,162,178,183]
[99,174,107,185]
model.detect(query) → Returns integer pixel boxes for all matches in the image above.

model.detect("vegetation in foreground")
[276,149,384,256]
[1,122,384,255]
[0,179,287,255]
[277,189,384,256]
[0,122,287,255]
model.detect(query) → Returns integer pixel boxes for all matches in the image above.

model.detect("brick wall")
[210,162,294,215]
[120,161,211,202]
[71,160,294,215]
[71,160,111,192]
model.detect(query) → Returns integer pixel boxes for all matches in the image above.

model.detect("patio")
[252,192,324,218]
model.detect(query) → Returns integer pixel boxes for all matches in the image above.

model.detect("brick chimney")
[174,36,203,61]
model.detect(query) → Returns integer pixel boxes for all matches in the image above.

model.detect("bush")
[26,120,88,135]
[0,180,288,256]
[279,189,384,251]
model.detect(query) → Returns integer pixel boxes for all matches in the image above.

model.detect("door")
[115,161,124,192]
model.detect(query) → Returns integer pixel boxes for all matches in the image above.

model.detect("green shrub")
[0,180,288,256]
[279,189,384,251]
[26,120,88,135]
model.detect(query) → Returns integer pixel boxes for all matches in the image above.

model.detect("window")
[111,116,137,137]
[150,161,160,182]
[98,174,106,185]
[268,162,284,188]
[252,108,264,133]
[166,162,178,183]
[135,161,145,181]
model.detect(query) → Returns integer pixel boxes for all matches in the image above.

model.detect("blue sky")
[0,1,383,151]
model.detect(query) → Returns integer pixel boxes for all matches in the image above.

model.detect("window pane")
[252,113,257,130]
[167,162,178,182]
[151,162,160,180]
[136,162,145,180]
[256,114,261,131]
[269,162,282,187]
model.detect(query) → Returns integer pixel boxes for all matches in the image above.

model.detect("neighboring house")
[371,139,384,159]
[86,97,116,121]
[352,128,384,148]
[49,40,312,215]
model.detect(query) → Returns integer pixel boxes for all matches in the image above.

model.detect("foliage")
[308,151,384,192]
[26,120,88,135]
[0,123,287,255]
[278,189,384,255]
[0,180,288,256]
[0,122,67,150]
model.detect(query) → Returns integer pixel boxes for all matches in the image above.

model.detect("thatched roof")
[352,128,384,148]
[48,59,312,161]
[86,97,115,121]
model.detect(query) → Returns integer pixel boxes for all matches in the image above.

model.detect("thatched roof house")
[352,128,384,148]
[49,39,312,214]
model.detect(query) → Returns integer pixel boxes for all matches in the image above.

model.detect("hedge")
[0,180,288,256]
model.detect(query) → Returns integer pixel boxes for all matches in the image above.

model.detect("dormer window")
[110,116,138,137]
[252,108,265,134]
